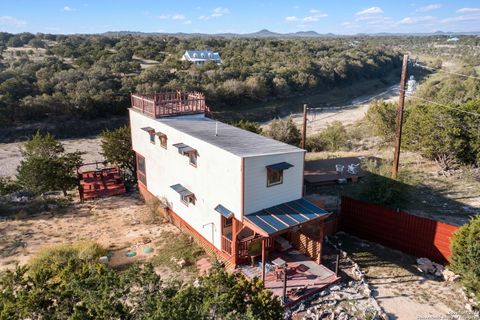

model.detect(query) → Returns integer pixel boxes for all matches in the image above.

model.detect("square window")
[149,132,155,144]
[223,217,232,228]
[267,169,283,187]
[136,153,147,186]
[159,136,167,149]
[189,153,197,167]
[181,194,195,206]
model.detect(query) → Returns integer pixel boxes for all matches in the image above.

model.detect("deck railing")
[131,91,209,118]
[221,236,232,256]
[237,235,273,258]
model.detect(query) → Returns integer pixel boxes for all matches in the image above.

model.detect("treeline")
[0,32,402,125]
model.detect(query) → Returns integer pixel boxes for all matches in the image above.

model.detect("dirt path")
[0,136,103,177]
[263,84,400,134]
[335,233,472,320]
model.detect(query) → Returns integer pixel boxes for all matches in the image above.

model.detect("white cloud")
[398,16,435,25]
[309,9,319,13]
[63,6,75,12]
[184,20,192,25]
[158,14,170,20]
[285,16,299,22]
[442,14,480,23]
[0,16,26,28]
[416,4,442,12]
[356,7,383,15]
[211,7,230,17]
[198,15,209,20]
[172,14,186,20]
[456,8,480,13]
[302,13,328,23]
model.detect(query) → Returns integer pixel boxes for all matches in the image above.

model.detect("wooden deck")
[238,249,339,307]
[78,166,126,201]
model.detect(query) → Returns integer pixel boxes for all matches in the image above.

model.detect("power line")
[413,62,480,81]
[406,94,480,117]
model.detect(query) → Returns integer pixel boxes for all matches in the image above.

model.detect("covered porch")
[220,198,339,305]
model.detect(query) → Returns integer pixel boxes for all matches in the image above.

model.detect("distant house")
[182,50,221,65]
[447,37,459,42]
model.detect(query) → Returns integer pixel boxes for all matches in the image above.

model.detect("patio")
[238,248,340,306]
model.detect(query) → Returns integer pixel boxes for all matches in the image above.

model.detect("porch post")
[261,238,266,284]
[318,219,325,264]
[232,219,238,266]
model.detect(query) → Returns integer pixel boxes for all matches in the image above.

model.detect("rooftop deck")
[238,249,339,307]
[131,91,209,118]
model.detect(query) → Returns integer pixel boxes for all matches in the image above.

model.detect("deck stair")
[78,164,126,201]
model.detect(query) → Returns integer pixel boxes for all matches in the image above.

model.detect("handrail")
[131,91,209,118]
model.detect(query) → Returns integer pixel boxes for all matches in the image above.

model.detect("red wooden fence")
[340,196,460,264]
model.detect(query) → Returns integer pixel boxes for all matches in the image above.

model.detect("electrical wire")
[412,62,480,81]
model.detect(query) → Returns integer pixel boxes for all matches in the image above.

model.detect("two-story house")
[181,50,221,65]
[129,91,332,286]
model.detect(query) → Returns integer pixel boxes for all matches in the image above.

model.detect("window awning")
[170,184,193,197]
[266,162,294,171]
[155,131,167,138]
[141,127,155,133]
[215,204,234,219]
[173,143,197,155]
[244,198,329,236]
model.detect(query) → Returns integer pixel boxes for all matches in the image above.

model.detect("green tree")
[233,119,263,134]
[265,117,301,146]
[16,132,82,196]
[450,216,480,303]
[365,100,397,143]
[100,125,136,185]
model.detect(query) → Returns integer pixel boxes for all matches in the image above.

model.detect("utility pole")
[301,104,308,149]
[392,54,409,179]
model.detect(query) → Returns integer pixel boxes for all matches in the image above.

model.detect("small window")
[223,217,232,228]
[189,153,197,167]
[181,194,195,206]
[136,153,147,186]
[149,132,155,144]
[267,169,283,187]
[159,135,167,149]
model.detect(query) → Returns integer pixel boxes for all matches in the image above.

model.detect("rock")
[99,256,109,264]
[330,284,342,291]
[177,258,187,268]
[442,268,460,282]
[320,289,330,297]
[466,303,473,312]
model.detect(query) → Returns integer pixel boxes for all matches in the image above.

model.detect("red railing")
[131,91,209,118]
[221,236,232,256]
[237,235,273,259]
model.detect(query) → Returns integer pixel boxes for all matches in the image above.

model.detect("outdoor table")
[272,257,287,268]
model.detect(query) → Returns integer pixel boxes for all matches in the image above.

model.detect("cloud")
[285,16,299,22]
[397,16,435,25]
[172,14,186,20]
[63,6,75,12]
[158,14,170,20]
[416,4,442,12]
[442,14,480,23]
[0,16,26,28]
[184,20,192,25]
[309,9,319,13]
[211,7,230,17]
[456,8,480,13]
[303,13,328,22]
[198,15,209,20]
[356,7,383,15]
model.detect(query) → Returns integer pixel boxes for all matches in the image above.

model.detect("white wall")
[243,152,305,215]
[130,110,242,250]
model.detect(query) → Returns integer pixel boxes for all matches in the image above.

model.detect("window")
[136,153,147,186]
[149,132,155,144]
[189,153,197,166]
[181,194,195,206]
[156,132,167,149]
[267,169,283,187]
[170,184,195,206]
[223,217,232,228]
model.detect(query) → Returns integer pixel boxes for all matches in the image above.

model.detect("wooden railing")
[221,236,232,256]
[131,91,209,118]
[237,235,273,259]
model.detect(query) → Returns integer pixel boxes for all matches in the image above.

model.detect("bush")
[0,177,21,195]
[233,119,263,134]
[365,100,397,143]
[450,216,480,303]
[306,121,350,152]
[265,117,301,146]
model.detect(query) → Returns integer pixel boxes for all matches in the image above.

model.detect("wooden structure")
[78,162,126,201]
[341,196,460,263]
[131,91,209,119]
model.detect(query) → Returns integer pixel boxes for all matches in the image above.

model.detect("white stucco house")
[129,91,330,274]
[181,50,221,65]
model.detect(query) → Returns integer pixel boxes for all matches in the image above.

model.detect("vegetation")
[307,121,349,152]
[450,216,480,303]
[100,125,136,185]
[265,117,301,146]
[365,100,397,144]
[16,132,82,196]
[0,242,282,319]
[0,177,20,196]
[0,32,402,126]
[232,119,263,134]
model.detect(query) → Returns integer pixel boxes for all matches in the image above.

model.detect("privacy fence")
[340,196,460,263]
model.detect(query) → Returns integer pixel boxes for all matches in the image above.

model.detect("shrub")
[306,121,350,152]
[233,119,263,134]
[365,100,397,143]
[450,216,480,303]
[16,132,83,196]
[265,117,301,146]
[0,177,21,195]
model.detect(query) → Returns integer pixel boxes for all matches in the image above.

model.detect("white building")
[182,50,221,65]
[129,91,329,272]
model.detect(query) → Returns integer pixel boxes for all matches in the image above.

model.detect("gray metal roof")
[156,115,304,157]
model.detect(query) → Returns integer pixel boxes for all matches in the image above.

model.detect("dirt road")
[263,84,400,134]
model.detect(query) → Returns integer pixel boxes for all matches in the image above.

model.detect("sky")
[0,1,480,35]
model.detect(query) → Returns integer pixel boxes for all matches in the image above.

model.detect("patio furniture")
[274,266,284,281]
[272,257,287,268]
